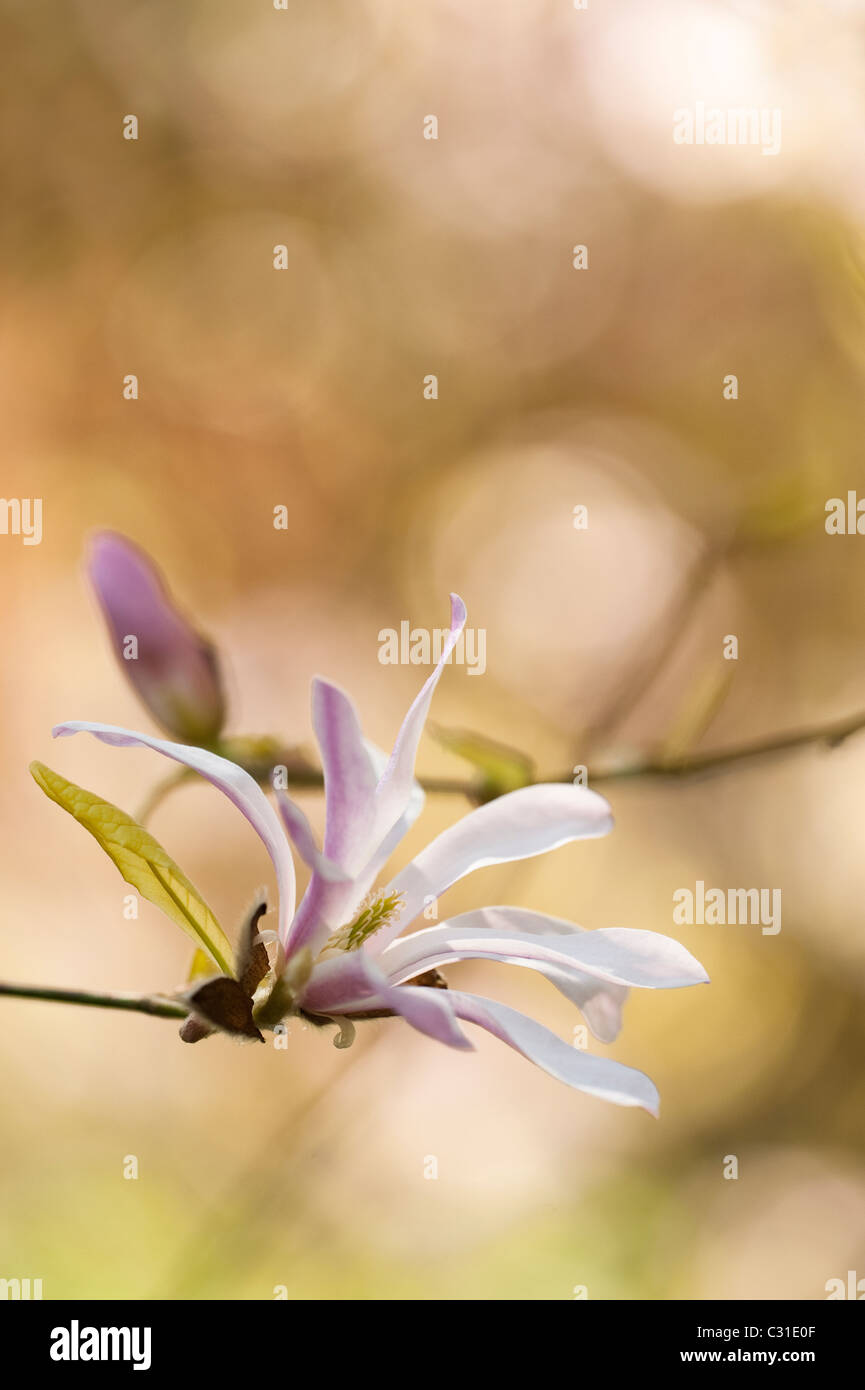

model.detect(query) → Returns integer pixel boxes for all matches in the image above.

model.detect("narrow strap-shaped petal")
[379,914,708,991]
[300,951,379,1012]
[371,593,466,845]
[312,678,379,871]
[392,942,627,1043]
[335,739,426,914]
[285,599,460,960]
[381,984,474,1052]
[282,872,353,956]
[362,738,425,870]
[282,842,378,957]
[537,964,628,1044]
[454,909,628,1039]
[377,909,632,1042]
[280,703,428,963]
[275,790,352,883]
[446,989,660,1113]
[301,951,472,1050]
[371,784,615,952]
[53,721,297,941]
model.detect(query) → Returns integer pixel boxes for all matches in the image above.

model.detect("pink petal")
[88,531,226,743]
[275,790,352,883]
[312,678,378,871]
[286,596,462,959]
[383,985,474,1052]
[285,728,428,967]
[301,951,472,1050]
[282,873,353,957]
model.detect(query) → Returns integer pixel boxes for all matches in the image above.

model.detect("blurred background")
[2,0,865,1299]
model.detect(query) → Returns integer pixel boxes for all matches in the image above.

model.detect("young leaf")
[187,948,217,983]
[428,723,535,799]
[30,761,235,977]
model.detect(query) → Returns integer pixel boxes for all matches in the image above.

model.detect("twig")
[391,708,865,796]
[585,709,865,783]
[135,768,194,824]
[132,707,865,821]
[0,981,188,1019]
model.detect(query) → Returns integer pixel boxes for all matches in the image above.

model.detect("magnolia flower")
[88,530,226,744]
[53,595,707,1113]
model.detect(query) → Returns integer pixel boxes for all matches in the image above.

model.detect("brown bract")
[179,897,270,1044]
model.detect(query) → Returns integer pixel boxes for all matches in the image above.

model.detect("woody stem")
[0,981,189,1018]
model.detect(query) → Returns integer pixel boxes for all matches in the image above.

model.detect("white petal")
[53,720,297,940]
[447,990,660,1113]
[539,965,628,1044]
[372,784,614,951]
[381,914,708,990]
[371,593,466,845]
[364,739,425,838]
[378,909,631,1042]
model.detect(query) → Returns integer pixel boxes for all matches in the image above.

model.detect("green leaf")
[187,948,217,983]
[429,723,535,799]
[30,761,234,977]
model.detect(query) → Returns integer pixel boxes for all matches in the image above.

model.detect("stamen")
[325,889,406,953]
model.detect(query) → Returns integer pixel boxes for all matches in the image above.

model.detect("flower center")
[325,888,405,953]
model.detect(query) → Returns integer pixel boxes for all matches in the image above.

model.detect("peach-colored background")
[1,0,865,1298]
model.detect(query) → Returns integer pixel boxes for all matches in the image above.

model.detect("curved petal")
[275,790,352,883]
[383,985,474,1052]
[371,784,615,952]
[301,951,381,1013]
[539,965,628,1044]
[301,952,472,1050]
[371,593,466,845]
[468,909,629,1042]
[279,739,425,967]
[378,910,631,1042]
[446,989,660,1113]
[53,721,297,941]
[283,872,353,957]
[312,678,378,871]
[363,739,425,866]
[379,913,708,991]
[286,598,460,961]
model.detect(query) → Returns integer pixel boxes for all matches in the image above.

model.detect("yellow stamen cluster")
[325,889,405,954]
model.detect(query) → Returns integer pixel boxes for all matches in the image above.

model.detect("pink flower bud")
[87,531,226,743]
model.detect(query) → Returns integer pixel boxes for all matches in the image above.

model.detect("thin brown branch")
[0,981,188,1018]
[586,708,865,783]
